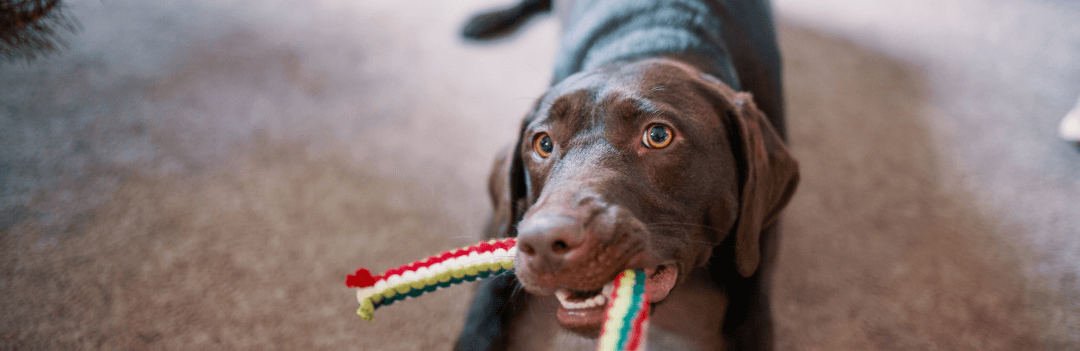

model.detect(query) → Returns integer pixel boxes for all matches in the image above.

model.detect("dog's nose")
[516,214,585,274]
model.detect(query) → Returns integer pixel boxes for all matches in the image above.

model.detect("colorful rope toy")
[598,270,650,351]
[345,238,518,321]
[345,237,650,350]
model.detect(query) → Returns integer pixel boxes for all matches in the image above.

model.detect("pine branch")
[0,0,80,63]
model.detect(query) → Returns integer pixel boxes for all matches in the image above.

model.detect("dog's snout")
[517,215,585,273]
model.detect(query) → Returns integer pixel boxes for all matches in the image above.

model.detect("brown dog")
[456,1,798,350]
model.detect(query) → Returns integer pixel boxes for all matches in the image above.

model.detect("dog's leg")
[454,274,524,351]
[710,223,779,351]
[461,0,552,40]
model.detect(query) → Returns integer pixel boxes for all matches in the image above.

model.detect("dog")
[455,0,799,350]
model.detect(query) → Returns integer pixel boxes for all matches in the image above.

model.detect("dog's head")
[490,58,798,331]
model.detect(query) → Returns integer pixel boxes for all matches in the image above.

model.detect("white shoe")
[1061,97,1080,142]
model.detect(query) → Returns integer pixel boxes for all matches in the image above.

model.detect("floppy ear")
[462,121,533,351]
[726,92,800,277]
[482,122,531,240]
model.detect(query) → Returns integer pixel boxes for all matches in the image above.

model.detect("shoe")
[462,0,551,41]
[1061,96,1080,142]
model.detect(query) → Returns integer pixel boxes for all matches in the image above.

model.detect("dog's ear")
[483,121,531,240]
[724,91,799,277]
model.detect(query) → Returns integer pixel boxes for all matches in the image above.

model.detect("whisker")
[642,222,726,245]
[650,236,717,245]
[646,222,726,233]
[508,280,527,315]
[510,282,524,301]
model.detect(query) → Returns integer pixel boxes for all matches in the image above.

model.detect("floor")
[1,0,1076,349]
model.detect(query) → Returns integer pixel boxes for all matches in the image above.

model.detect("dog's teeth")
[602,281,614,298]
[555,288,609,310]
[591,294,606,306]
[555,289,571,308]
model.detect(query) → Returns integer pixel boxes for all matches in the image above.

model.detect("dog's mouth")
[552,264,678,331]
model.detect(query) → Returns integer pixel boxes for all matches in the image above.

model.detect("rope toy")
[598,269,650,351]
[345,238,518,321]
[345,237,651,350]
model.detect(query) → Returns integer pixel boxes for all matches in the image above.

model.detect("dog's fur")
[455,1,798,350]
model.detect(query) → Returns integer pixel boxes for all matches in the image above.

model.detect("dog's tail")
[461,0,551,40]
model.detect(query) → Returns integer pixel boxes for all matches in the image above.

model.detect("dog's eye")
[534,133,554,158]
[643,124,673,149]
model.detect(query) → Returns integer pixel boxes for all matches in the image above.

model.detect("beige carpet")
[1,0,1075,349]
